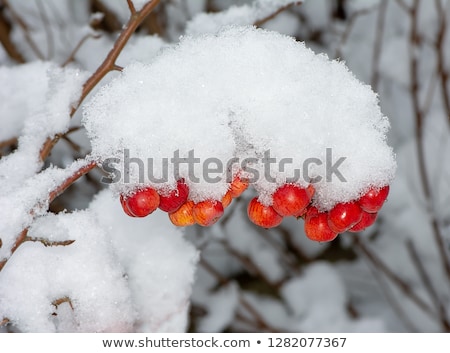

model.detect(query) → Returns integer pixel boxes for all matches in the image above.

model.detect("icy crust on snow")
[83,26,396,209]
[0,189,198,332]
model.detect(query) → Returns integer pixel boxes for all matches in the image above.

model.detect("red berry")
[247,197,283,228]
[193,200,224,226]
[158,179,189,213]
[358,185,390,213]
[229,175,249,198]
[169,200,195,227]
[349,211,378,232]
[328,202,363,233]
[304,211,338,242]
[121,187,160,217]
[120,195,136,217]
[221,190,233,208]
[272,184,312,217]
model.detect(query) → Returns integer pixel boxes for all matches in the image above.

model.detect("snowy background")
[0,0,449,332]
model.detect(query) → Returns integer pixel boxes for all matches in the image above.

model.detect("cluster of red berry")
[120,176,249,227]
[119,177,389,242]
[247,183,389,241]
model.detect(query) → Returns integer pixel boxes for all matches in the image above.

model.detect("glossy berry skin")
[193,200,224,226]
[169,200,195,227]
[229,175,249,198]
[272,184,312,217]
[358,185,390,213]
[247,197,283,228]
[120,195,136,217]
[221,191,233,208]
[158,179,189,213]
[349,211,378,232]
[328,202,363,233]
[304,210,338,242]
[121,187,160,217]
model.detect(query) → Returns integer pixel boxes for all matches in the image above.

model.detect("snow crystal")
[83,26,395,210]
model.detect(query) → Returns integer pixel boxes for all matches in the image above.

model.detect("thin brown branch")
[254,1,302,27]
[359,244,419,332]
[406,239,450,331]
[408,0,450,282]
[62,33,101,67]
[47,160,97,204]
[0,159,96,273]
[434,0,450,124]
[2,0,45,60]
[0,228,28,272]
[0,7,25,63]
[371,0,388,91]
[127,0,137,16]
[39,0,161,162]
[352,236,437,319]
[0,317,9,327]
[36,0,53,60]
[239,296,283,333]
[25,237,75,247]
[0,136,18,149]
[52,296,74,310]
[335,5,378,59]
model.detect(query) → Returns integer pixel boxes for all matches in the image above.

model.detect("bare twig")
[254,1,302,27]
[335,5,378,59]
[371,0,388,91]
[0,228,28,272]
[358,243,419,332]
[239,296,283,333]
[406,239,450,331]
[127,0,137,16]
[0,317,9,327]
[0,137,18,149]
[52,296,74,310]
[434,0,450,125]
[0,7,25,63]
[36,0,53,60]
[25,237,75,247]
[352,236,436,319]
[408,0,450,282]
[62,33,101,67]
[39,0,161,162]
[0,159,96,273]
[2,0,45,59]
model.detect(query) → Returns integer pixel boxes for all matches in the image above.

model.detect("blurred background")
[1,0,450,332]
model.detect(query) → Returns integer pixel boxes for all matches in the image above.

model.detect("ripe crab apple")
[158,179,189,213]
[272,183,312,217]
[247,197,283,228]
[358,185,390,213]
[349,211,378,232]
[221,190,233,208]
[169,200,195,227]
[193,200,224,226]
[304,209,338,242]
[328,202,363,233]
[229,175,249,198]
[121,187,160,217]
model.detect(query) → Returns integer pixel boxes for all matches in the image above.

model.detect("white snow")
[83,26,396,209]
[186,0,302,35]
[89,190,199,332]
